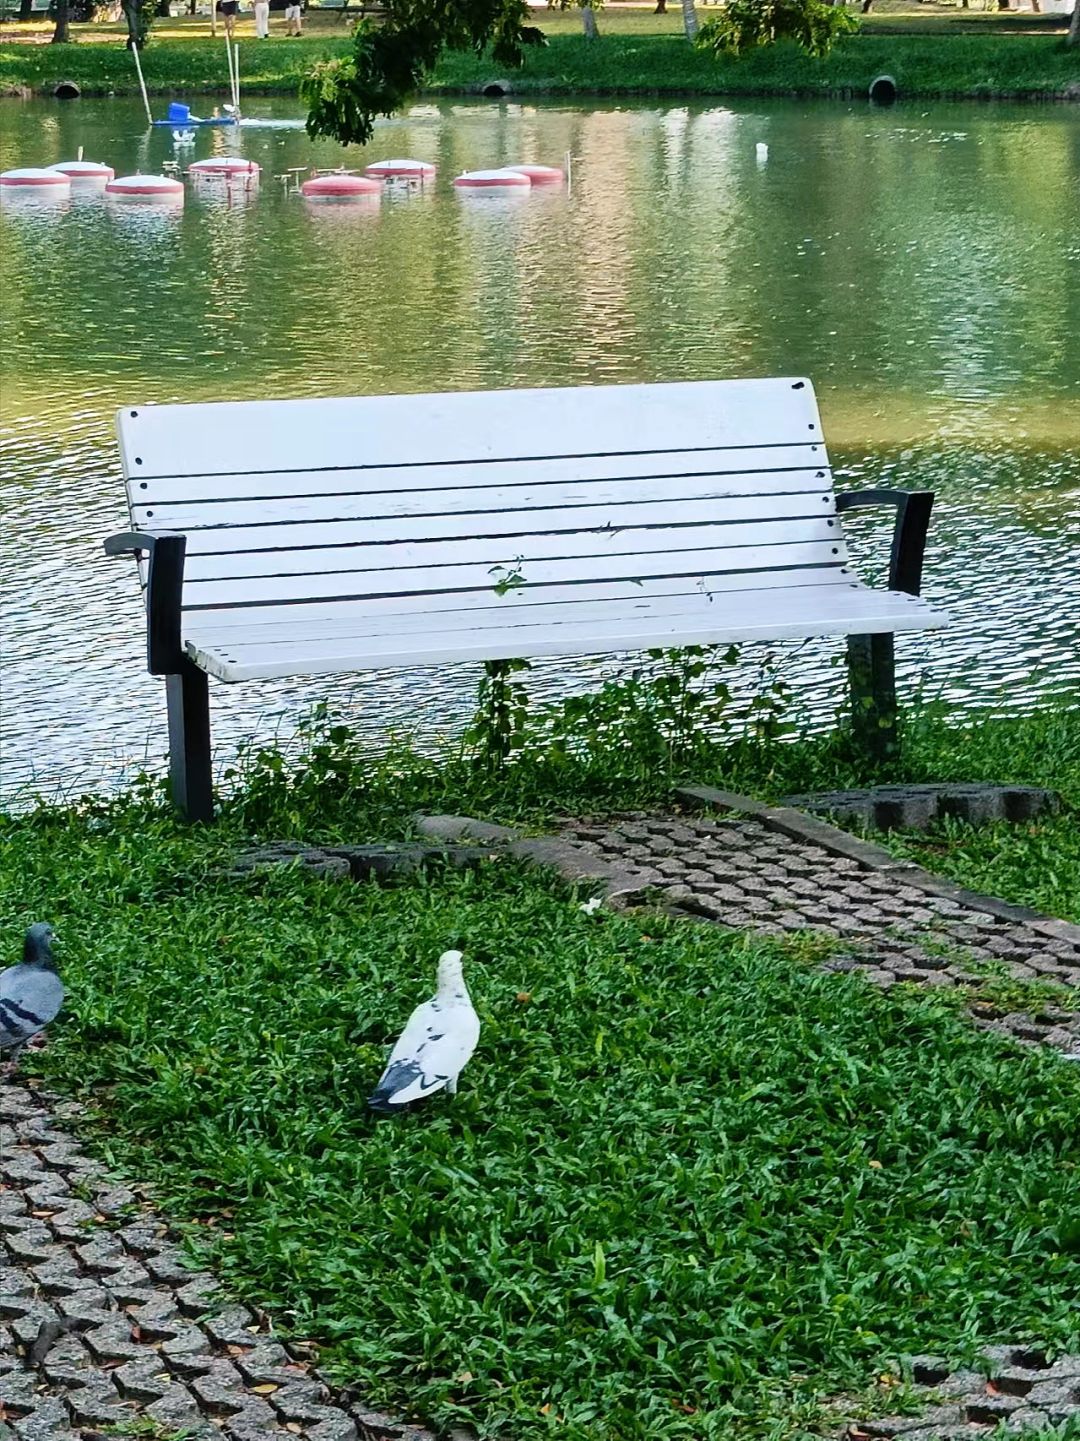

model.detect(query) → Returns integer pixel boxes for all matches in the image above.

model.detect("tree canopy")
[301,0,548,147]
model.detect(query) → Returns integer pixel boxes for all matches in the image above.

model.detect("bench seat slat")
[183,568,861,634]
[134,470,835,535]
[132,452,824,515]
[176,515,846,585]
[185,579,866,647]
[118,378,825,479]
[180,540,848,610]
[186,585,946,683]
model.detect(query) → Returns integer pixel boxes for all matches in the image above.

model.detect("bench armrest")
[104,530,187,675]
[834,488,934,597]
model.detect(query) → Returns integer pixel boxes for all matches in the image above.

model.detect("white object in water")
[367,951,481,1110]
[49,160,115,186]
[0,167,71,196]
[453,168,531,190]
[189,157,260,179]
[755,142,769,165]
[106,174,185,204]
[364,158,436,181]
[301,173,381,202]
[505,163,565,184]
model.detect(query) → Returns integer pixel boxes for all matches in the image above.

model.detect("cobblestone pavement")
[0,1082,432,1441]
[844,1348,1080,1439]
[558,808,1080,1059]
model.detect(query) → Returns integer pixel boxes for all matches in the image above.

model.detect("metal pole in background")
[131,41,153,127]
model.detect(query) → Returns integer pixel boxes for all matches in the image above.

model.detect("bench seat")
[184,582,938,683]
[107,377,947,819]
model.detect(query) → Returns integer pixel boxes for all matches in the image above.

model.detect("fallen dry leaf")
[250,1383,279,1395]
[515,992,532,1004]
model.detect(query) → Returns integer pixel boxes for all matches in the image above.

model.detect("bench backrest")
[115,378,850,628]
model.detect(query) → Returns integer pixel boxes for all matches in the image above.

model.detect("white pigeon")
[367,951,480,1112]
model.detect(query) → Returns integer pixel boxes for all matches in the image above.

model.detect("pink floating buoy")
[188,157,260,178]
[48,159,115,185]
[301,173,381,201]
[364,158,435,181]
[0,167,71,194]
[505,164,564,184]
[453,168,531,190]
[106,174,185,203]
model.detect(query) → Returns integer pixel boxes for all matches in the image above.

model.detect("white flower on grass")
[579,897,603,915]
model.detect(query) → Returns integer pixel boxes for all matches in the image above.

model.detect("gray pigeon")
[1,923,64,1066]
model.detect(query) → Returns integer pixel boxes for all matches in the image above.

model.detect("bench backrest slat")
[132,444,827,511]
[117,379,827,479]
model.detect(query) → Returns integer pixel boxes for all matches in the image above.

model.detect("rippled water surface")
[1,95,1078,801]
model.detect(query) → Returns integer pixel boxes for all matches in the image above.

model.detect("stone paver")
[0,1081,434,1441]
[844,1350,1080,1438]
[557,810,1080,1059]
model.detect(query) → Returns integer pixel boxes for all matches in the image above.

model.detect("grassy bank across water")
[1,21,1078,101]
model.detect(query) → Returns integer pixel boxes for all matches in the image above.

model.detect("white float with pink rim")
[188,157,260,179]
[453,168,531,190]
[106,174,185,204]
[301,173,381,202]
[364,158,436,181]
[505,164,564,184]
[1,167,71,195]
[48,160,115,186]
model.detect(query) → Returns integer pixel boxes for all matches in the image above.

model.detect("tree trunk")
[680,0,698,38]
[581,4,598,39]
[18,0,33,19]
[654,0,666,10]
[51,0,70,42]
[156,0,169,13]
[1068,0,1079,44]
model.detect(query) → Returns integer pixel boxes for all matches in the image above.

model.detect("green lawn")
[3,809,1079,1440]
[1,8,1077,98]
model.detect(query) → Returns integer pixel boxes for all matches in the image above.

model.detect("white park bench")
[105,377,947,821]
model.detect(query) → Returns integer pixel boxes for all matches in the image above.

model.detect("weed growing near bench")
[2,809,1079,1440]
[215,688,1080,921]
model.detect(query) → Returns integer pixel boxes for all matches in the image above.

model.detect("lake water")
[1,94,1078,803]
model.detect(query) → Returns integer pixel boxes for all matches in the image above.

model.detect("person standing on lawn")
[285,0,302,35]
[218,0,238,38]
[254,0,269,37]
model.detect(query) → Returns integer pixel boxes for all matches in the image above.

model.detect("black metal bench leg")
[166,665,214,822]
[847,632,899,766]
